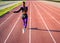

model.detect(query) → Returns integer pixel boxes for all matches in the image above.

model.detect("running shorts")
[22,14,28,19]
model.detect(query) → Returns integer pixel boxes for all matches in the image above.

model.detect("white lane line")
[33,2,56,43]
[4,13,22,43]
[37,2,60,25]
[0,13,14,27]
[41,2,60,13]
[42,2,60,16]
[29,1,31,43]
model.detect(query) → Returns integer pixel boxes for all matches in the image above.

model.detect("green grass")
[53,1,60,2]
[0,2,22,16]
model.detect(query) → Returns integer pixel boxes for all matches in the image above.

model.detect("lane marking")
[43,3,60,16]
[33,2,56,43]
[37,2,60,25]
[41,2,60,13]
[4,13,22,43]
[29,1,31,43]
[0,13,14,27]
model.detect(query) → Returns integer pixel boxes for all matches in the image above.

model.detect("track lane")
[35,2,60,30]
[0,5,21,24]
[0,2,22,43]
[36,2,60,43]
[31,2,55,43]
[3,2,30,43]
[35,1,60,43]
[0,9,21,43]
[39,2,60,24]
[31,2,46,30]
[40,2,60,14]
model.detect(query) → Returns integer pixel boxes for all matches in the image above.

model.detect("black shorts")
[22,14,28,19]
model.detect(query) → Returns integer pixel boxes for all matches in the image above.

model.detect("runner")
[14,1,28,33]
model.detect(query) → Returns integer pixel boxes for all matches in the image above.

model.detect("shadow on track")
[31,28,60,32]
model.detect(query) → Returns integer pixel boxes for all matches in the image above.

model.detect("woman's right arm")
[14,7,22,13]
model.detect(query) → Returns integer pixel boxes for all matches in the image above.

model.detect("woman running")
[14,1,28,33]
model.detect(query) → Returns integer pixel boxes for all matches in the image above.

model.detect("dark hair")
[23,1,25,4]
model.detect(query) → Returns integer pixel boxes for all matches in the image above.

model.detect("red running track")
[0,1,60,43]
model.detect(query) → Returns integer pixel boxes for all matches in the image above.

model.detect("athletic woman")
[14,1,28,33]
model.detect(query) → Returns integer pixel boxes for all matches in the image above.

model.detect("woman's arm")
[14,7,22,13]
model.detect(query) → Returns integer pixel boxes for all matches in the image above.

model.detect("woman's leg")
[22,18,28,28]
[25,18,28,28]
[23,18,25,28]
[22,14,28,33]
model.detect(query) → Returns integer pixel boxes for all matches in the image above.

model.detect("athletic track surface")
[0,1,60,43]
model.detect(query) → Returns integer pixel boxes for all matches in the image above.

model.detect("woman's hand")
[14,11,18,13]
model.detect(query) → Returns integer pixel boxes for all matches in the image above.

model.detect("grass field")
[0,1,22,16]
